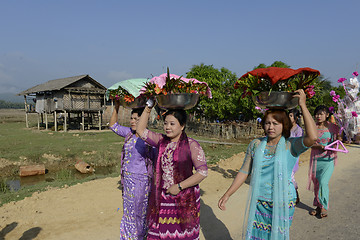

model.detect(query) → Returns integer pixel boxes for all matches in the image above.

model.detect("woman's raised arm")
[109,100,120,127]
[136,99,154,137]
[293,89,317,147]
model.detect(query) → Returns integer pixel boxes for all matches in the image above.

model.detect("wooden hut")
[18,75,107,131]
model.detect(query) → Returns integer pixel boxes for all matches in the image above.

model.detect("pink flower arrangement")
[338,78,347,83]
[330,90,341,102]
[141,69,212,98]
[351,111,358,117]
[353,71,359,77]
[332,94,341,102]
[304,85,316,98]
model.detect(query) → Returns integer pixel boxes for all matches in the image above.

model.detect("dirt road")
[0,145,358,240]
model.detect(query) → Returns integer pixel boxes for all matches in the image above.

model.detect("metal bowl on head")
[252,91,299,110]
[121,96,147,109]
[156,93,199,110]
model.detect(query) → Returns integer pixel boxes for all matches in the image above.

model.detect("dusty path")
[0,145,358,240]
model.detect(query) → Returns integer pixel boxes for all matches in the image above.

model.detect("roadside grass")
[0,122,123,167]
[0,109,249,206]
[0,173,119,207]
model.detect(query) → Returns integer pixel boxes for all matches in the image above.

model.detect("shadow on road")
[295,201,313,213]
[0,222,18,240]
[200,199,232,240]
[19,227,42,240]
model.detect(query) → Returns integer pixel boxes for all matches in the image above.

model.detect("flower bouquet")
[235,67,321,109]
[140,68,212,110]
[330,71,360,142]
[106,78,148,109]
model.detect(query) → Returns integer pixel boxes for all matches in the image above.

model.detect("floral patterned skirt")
[249,200,296,240]
[120,171,151,240]
[147,185,201,240]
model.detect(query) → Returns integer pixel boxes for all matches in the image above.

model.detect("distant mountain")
[0,93,24,103]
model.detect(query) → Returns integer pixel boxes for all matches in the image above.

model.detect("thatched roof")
[18,75,106,95]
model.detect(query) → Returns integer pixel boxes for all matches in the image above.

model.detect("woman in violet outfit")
[288,108,304,205]
[308,105,340,218]
[109,100,157,240]
[218,90,317,240]
[136,99,208,240]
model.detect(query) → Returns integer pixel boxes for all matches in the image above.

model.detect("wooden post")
[37,113,40,130]
[24,96,29,128]
[54,111,57,132]
[98,110,101,130]
[82,111,85,131]
[64,110,67,132]
[45,113,48,130]
[87,93,90,109]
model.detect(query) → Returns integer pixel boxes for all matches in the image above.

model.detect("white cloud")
[107,71,133,81]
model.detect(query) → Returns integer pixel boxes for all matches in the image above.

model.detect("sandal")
[309,207,320,216]
[320,208,328,218]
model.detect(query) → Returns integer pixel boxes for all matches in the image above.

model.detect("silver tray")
[156,93,199,110]
[252,91,299,110]
[121,96,147,109]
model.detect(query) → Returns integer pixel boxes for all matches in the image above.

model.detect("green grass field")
[0,109,248,206]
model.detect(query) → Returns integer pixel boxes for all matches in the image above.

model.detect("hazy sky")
[1,0,359,94]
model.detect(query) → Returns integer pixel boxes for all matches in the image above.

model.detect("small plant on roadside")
[56,169,73,181]
[0,178,9,193]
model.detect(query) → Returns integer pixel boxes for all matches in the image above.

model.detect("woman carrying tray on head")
[288,108,304,205]
[218,89,317,240]
[136,99,208,240]
[109,99,157,240]
[308,105,340,218]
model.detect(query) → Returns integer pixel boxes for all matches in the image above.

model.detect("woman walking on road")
[136,100,208,240]
[288,108,304,204]
[109,100,157,240]
[308,105,340,218]
[218,90,317,240]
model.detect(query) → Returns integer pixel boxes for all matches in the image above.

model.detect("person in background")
[288,108,304,205]
[109,100,157,240]
[218,90,317,240]
[136,99,208,240]
[308,105,340,218]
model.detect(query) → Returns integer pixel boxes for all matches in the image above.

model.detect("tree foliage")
[184,61,341,121]
[186,64,257,121]
[0,100,24,109]
[253,61,291,70]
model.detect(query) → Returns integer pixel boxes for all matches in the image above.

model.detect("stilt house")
[18,75,107,131]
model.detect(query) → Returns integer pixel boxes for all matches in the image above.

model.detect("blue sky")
[1,0,359,94]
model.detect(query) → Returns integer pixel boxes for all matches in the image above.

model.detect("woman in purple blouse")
[288,108,304,204]
[109,100,157,240]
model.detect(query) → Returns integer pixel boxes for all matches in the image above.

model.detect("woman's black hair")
[163,109,187,129]
[288,108,301,125]
[313,105,330,120]
[261,109,291,138]
[131,107,145,117]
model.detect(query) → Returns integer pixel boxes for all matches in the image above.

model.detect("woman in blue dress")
[218,90,317,240]
[308,105,340,218]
